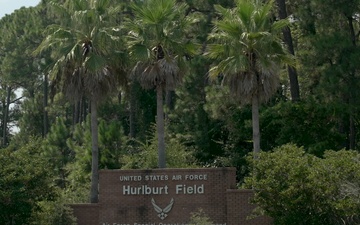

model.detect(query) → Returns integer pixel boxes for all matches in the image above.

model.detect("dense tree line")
[1,0,360,224]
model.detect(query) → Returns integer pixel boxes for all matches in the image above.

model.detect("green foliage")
[204,85,252,147]
[98,118,128,169]
[207,0,292,104]
[122,124,196,169]
[126,0,199,168]
[2,2,360,225]
[206,0,294,156]
[127,0,198,66]
[35,0,126,104]
[293,0,360,149]
[130,84,157,141]
[0,6,45,86]
[65,115,129,199]
[30,197,77,225]
[261,99,344,155]
[244,144,360,225]
[203,84,252,181]
[43,117,73,187]
[17,94,44,137]
[0,138,56,224]
[168,57,227,165]
[188,208,213,225]
[65,118,93,195]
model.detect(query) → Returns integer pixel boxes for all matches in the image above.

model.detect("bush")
[244,144,360,225]
[188,208,213,225]
[121,124,196,169]
[0,138,56,224]
[30,198,77,225]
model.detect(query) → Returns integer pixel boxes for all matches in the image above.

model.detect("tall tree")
[126,0,197,168]
[206,0,293,156]
[35,0,125,203]
[0,6,45,145]
[276,0,300,101]
[294,0,360,149]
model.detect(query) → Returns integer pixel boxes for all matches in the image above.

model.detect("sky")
[0,0,40,18]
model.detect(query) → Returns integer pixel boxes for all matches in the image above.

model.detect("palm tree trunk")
[90,100,99,203]
[129,82,137,139]
[165,90,175,121]
[156,85,166,168]
[252,94,261,158]
[43,73,49,136]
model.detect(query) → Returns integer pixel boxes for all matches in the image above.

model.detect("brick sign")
[70,168,272,225]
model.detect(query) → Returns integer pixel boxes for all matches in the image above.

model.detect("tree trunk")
[276,0,300,101]
[165,90,175,120]
[347,16,356,149]
[90,100,99,203]
[129,82,137,139]
[81,97,88,124]
[252,94,261,158]
[73,101,80,125]
[43,73,49,137]
[2,86,11,146]
[156,85,166,168]
[349,115,356,150]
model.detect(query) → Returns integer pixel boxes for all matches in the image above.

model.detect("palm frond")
[33,28,74,55]
[214,19,242,39]
[159,57,180,90]
[93,0,111,15]
[208,56,236,80]
[205,44,226,59]
[207,0,292,104]
[37,0,125,104]
[213,4,231,18]
[64,67,84,102]
[67,0,89,12]
[129,44,151,62]
[182,42,200,57]
[271,19,290,32]
[253,0,273,30]
[48,1,71,21]
[127,0,193,92]
[83,54,107,73]
[139,63,161,90]
[235,0,254,32]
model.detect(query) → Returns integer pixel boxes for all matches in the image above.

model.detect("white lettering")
[172,175,182,180]
[185,174,207,181]
[176,184,204,194]
[119,176,142,181]
[123,185,169,195]
[144,175,169,181]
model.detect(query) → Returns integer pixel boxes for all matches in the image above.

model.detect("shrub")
[244,144,360,225]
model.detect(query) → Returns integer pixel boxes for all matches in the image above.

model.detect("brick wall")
[226,189,272,225]
[70,204,99,225]
[71,168,272,225]
[98,168,236,224]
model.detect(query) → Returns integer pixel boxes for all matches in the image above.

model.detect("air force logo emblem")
[151,198,174,220]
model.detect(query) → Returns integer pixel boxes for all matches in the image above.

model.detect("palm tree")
[206,0,293,157]
[126,0,197,168]
[35,0,125,203]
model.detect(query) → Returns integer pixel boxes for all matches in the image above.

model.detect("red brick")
[70,168,271,225]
